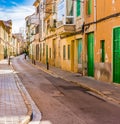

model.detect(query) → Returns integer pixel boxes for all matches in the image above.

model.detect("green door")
[78,39,82,64]
[113,27,120,83]
[87,33,94,77]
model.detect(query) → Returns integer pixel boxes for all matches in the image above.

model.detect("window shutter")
[88,0,92,15]
[68,45,70,60]
[63,45,66,60]
[77,0,81,16]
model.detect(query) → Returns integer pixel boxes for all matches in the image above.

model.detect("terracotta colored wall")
[94,0,120,82]
[84,0,94,24]
[97,0,120,20]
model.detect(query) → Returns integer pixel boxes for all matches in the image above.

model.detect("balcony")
[57,24,75,35]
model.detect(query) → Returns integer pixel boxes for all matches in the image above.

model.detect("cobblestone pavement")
[0,60,27,123]
[0,59,41,124]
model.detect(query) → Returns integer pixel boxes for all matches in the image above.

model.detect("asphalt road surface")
[12,55,120,124]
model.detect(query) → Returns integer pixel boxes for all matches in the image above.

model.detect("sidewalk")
[0,59,41,124]
[27,58,120,106]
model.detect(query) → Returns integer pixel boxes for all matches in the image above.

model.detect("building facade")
[25,13,38,59]
[11,34,25,56]
[82,0,120,83]
[30,0,84,71]
[0,20,12,60]
[26,0,120,84]
[14,33,25,55]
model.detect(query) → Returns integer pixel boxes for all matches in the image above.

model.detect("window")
[57,0,75,26]
[66,0,74,16]
[63,45,66,60]
[68,45,70,60]
[88,0,92,15]
[101,40,105,62]
[66,0,74,24]
[76,0,81,17]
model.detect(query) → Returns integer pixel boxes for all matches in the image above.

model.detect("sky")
[0,0,35,33]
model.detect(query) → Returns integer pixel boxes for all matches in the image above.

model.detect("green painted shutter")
[88,0,92,15]
[78,39,82,64]
[113,27,120,83]
[77,0,81,17]
[87,33,94,77]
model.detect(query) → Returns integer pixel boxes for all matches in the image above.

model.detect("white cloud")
[0,4,35,33]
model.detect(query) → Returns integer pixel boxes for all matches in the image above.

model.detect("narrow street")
[12,55,120,124]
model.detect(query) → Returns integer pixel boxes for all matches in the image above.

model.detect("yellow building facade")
[0,21,5,60]
[30,0,84,72]
[0,20,12,60]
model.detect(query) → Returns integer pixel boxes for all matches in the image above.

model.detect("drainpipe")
[39,1,41,42]
[94,0,97,50]
[94,0,97,30]
[94,0,97,76]
[82,0,86,76]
